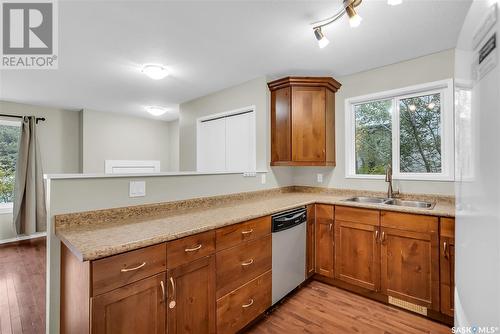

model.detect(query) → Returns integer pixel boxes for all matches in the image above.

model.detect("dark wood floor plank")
[0,239,46,334]
[247,281,451,334]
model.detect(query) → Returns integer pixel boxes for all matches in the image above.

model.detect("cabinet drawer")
[92,243,166,296]
[217,270,271,334]
[216,235,271,298]
[216,216,271,251]
[167,230,215,268]
[440,217,455,238]
[381,211,438,233]
[335,206,379,226]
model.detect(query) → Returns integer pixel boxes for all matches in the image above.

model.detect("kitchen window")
[0,120,21,213]
[345,79,454,180]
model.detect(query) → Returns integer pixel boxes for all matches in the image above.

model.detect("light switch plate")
[317,173,323,183]
[129,181,146,197]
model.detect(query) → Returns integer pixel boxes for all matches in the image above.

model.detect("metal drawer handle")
[120,262,146,272]
[241,259,254,266]
[169,276,176,309]
[241,229,253,235]
[185,244,202,252]
[443,241,448,259]
[381,231,386,243]
[160,280,166,303]
[375,230,379,242]
[242,299,254,308]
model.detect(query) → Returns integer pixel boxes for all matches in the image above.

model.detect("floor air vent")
[388,296,428,316]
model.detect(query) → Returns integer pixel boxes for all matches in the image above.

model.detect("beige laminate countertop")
[56,191,455,261]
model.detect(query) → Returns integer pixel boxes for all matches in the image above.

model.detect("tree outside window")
[0,123,21,205]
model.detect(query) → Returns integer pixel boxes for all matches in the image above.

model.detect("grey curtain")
[12,116,47,235]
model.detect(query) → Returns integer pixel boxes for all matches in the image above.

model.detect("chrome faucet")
[385,164,399,199]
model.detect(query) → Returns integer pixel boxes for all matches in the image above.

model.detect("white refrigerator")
[455,0,500,328]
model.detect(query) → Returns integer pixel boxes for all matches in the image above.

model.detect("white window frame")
[0,119,21,214]
[345,79,454,181]
[196,105,257,173]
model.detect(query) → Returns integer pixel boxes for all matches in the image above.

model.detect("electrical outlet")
[261,174,266,184]
[243,172,257,177]
[317,173,323,183]
[129,181,146,197]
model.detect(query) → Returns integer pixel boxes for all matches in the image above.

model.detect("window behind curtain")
[0,120,21,212]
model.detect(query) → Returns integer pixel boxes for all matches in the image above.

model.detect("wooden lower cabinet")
[380,212,440,312]
[217,270,272,334]
[167,255,216,334]
[315,204,334,277]
[334,220,380,292]
[91,273,166,334]
[306,204,315,277]
[440,218,455,317]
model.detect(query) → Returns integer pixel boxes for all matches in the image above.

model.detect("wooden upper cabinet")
[92,273,166,334]
[315,204,334,278]
[440,218,455,317]
[380,212,440,312]
[268,76,341,166]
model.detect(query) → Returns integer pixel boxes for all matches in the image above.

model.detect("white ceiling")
[0,0,472,121]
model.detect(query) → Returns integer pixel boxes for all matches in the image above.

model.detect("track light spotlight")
[314,27,330,48]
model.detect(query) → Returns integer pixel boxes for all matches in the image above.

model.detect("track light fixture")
[311,0,401,48]
[345,3,363,28]
[314,27,330,48]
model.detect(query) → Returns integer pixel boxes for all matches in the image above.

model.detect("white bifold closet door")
[197,110,255,172]
[197,117,226,172]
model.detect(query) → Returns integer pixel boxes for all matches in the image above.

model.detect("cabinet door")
[167,256,216,334]
[315,204,334,277]
[291,86,326,162]
[440,217,455,317]
[306,204,316,277]
[271,87,291,163]
[380,227,440,311]
[334,220,380,291]
[92,273,166,334]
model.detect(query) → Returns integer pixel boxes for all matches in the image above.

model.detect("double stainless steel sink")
[344,196,435,209]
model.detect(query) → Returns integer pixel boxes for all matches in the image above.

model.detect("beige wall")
[179,76,269,171]
[167,120,179,171]
[0,101,81,240]
[292,49,456,195]
[81,109,173,173]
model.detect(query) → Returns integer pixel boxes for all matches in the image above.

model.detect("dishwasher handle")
[272,208,307,233]
[274,211,305,222]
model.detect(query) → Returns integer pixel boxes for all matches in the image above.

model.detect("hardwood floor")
[247,280,451,334]
[0,238,45,334]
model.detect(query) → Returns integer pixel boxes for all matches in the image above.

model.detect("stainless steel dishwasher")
[271,207,307,305]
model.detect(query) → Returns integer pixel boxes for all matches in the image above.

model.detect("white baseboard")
[0,232,46,245]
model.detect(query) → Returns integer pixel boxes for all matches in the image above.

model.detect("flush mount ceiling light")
[146,106,168,116]
[387,0,403,6]
[311,0,402,48]
[141,64,169,80]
